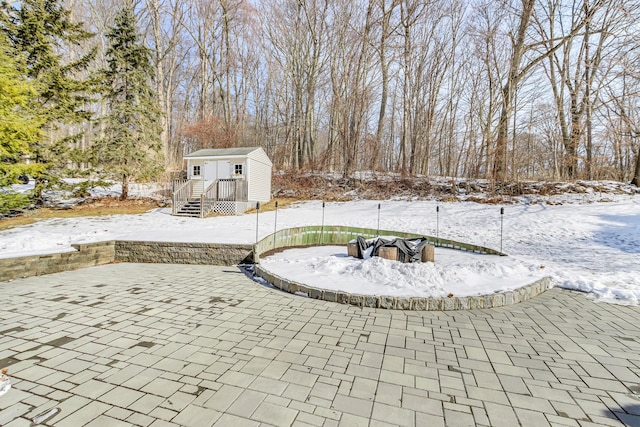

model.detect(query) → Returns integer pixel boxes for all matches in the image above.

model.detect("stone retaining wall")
[115,241,253,266]
[0,241,254,282]
[255,264,552,311]
[0,241,116,282]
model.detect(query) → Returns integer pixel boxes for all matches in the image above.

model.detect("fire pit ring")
[252,226,550,310]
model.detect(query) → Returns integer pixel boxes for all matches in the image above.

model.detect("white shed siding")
[187,160,205,179]
[247,149,272,202]
[247,147,272,166]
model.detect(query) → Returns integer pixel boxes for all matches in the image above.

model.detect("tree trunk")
[492,0,536,183]
[221,0,232,130]
[148,0,166,161]
[373,0,395,172]
[584,0,593,179]
[121,175,129,200]
[632,143,640,186]
[493,100,512,182]
[567,95,582,178]
[400,11,411,175]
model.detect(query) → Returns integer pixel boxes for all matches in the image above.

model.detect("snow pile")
[0,190,638,305]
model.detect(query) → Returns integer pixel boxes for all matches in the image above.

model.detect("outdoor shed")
[172,146,272,217]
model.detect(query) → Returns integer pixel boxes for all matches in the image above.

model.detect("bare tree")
[324,0,377,176]
[465,1,510,178]
[602,60,640,186]
[491,0,606,183]
[143,0,187,169]
[371,0,400,172]
[535,0,623,179]
[262,0,329,169]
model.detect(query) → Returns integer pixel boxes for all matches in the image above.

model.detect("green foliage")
[0,192,32,215]
[91,3,162,199]
[0,38,41,159]
[0,161,47,187]
[0,30,46,213]
[2,0,97,122]
[56,179,112,198]
[1,0,97,195]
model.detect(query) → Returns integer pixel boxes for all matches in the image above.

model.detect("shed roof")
[184,147,261,158]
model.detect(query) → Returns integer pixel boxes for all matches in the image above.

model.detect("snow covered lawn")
[1,187,638,305]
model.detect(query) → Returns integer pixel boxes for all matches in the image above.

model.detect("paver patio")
[0,263,639,426]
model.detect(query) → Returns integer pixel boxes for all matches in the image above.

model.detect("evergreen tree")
[1,0,96,197]
[0,32,45,213]
[92,2,162,200]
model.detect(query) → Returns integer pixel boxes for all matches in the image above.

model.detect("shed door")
[201,160,232,197]
[203,161,217,189]
[216,161,231,179]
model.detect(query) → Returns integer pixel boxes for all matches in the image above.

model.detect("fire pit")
[347,236,435,263]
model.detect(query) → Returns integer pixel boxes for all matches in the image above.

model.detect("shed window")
[234,164,243,176]
[193,165,201,176]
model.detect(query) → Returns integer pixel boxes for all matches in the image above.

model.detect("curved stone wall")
[253,226,551,310]
[255,265,551,311]
[254,225,505,262]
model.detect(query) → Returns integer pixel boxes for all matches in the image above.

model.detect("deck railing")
[172,178,248,216]
[216,179,248,202]
[171,179,193,215]
[200,181,218,218]
[200,179,249,217]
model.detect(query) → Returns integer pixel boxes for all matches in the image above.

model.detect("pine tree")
[0,32,45,213]
[1,0,96,196]
[91,2,162,200]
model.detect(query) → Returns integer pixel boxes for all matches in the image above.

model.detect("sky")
[2,181,639,306]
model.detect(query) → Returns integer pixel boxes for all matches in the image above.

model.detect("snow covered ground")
[2,182,639,305]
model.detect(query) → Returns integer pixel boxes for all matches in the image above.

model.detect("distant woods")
[3,0,640,189]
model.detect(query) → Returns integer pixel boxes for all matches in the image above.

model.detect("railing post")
[172,183,176,215]
[200,193,204,218]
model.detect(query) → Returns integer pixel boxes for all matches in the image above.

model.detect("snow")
[261,246,546,298]
[1,181,639,305]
